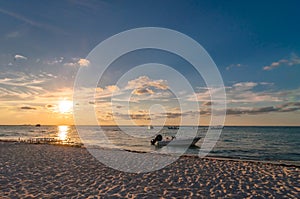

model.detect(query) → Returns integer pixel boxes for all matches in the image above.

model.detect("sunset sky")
[0,0,300,126]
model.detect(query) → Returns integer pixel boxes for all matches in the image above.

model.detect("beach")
[0,141,299,198]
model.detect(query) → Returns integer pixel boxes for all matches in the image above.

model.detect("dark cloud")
[98,112,113,121]
[158,111,195,119]
[132,88,154,96]
[164,112,182,119]
[95,101,300,122]
[20,106,36,110]
[46,104,54,108]
[226,102,300,115]
[203,101,212,106]
[130,113,151,120]
[104,112,151,121]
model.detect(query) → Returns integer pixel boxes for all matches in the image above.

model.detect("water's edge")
[1,139,299,168]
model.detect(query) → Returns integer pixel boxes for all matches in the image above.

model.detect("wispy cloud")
[64,58,90,67]
[0,71,57,102]
[69,0,111,12]
[190,81,280,103]
[107,100,300,121]
[44,57,64,65]
[6,31,21,38]
[226,102,300,115]
[226,63,243,70]
[263,53,300,71]
[0,7,67,35]
[97,110,152,122]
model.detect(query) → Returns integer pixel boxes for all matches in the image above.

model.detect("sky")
[0,0,300,126]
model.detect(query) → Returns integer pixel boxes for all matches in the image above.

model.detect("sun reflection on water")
[58,125,69,141]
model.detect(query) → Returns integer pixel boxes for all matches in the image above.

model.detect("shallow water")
[0,125,299,165]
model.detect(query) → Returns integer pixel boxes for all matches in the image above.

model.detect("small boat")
[151,134,201,147]
[35,124,41,127]
[167,126,179,130]
[148,125,154,130]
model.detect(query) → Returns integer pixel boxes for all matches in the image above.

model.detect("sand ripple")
[0,142,299,198]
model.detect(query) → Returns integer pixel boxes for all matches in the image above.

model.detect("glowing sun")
[58,100,73,113]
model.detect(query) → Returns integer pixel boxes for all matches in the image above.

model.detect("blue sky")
[0,0,300,125]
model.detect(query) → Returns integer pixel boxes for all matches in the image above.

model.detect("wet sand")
[0,141,299,198]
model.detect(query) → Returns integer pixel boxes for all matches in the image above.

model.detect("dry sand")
[0,141,299,198]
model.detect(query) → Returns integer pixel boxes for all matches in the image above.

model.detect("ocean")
[0,125,299,166]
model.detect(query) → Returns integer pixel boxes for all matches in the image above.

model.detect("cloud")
[106,85,119,92]
[0,71,60,104]
[263,54,300,71]
[20,106,36,110]
[232,82,258,91]
[14,54,27,60]
[0,71,48,94]
[45,57,64,65]
[190,81,281,104]
[226,63,243,70]
[0,8,67,35]
[225,82,281,103]
[64,58,90,67]
[108,111,152,121]
[132,88,154,95]
[94,76,171,103]
[77,75,300,123]
[126,76,169,90]
[122,76,171,100]
[226,102,300,115]
[98,112,113,121]
[78,58,90,67]
[203,101,212,106]
[130,113,151,120]
[263,59,288,71]
[95,85,120,100]
[160,112,182,119]
[195,101,300,117]
[63,62,76,67]
[189,86,227,102]
[6,31,21,38]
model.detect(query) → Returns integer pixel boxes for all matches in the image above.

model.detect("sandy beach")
[0,141,299,198]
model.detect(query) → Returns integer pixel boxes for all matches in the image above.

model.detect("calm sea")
[0,125,299,165]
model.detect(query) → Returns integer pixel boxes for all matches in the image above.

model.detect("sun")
[58,100,73,113]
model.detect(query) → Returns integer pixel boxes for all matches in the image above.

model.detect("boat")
[148,125,154,130]
[167,126,179,130]
[35,124,41,127]
[150,134,201,147]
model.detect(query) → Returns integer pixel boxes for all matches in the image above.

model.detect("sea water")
[0,125,299,165]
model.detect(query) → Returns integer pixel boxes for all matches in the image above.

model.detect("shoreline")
[1,141,299,198]
[1,139,300,168]
[1,139,299,168]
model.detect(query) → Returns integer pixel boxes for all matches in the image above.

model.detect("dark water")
[0,125,299,165]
